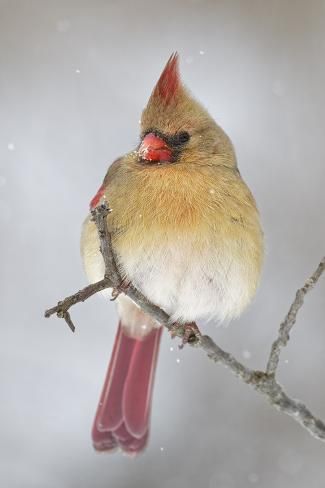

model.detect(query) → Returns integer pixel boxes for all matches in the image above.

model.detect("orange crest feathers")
[152,53,181,104]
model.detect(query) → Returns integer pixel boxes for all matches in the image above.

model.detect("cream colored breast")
[116,225,261,324]
[81,163,263,325]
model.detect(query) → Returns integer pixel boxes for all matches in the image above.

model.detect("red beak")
[138,133,172,163]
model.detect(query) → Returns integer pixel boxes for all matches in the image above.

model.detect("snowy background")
[1,1,325,487]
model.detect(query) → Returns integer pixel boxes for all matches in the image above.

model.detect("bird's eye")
[176,131,190,144]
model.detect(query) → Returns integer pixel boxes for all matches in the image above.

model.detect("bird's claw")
[169,322,201,349]
[110,280,131,301]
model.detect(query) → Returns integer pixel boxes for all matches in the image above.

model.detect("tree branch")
[45,203,325,442]
[45,279,110,332]
[266,256,325,375]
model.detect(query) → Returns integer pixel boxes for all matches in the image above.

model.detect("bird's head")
[138,53,236,169]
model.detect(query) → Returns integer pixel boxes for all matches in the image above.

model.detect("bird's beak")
[138,133,173,163]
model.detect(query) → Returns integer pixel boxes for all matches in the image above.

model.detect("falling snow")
[272,80,286,97]
[248,473,259,484]
[242,350,252,360]
[1,3,325,487]
[56,19,70,32]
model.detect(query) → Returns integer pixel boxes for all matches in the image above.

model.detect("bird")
[81,53,264,455]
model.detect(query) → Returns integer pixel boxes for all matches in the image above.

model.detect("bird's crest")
[152,52,180,104]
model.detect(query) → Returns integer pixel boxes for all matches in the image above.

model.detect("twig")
[45,279,110,331]
[91,204,172,329]
[91,204,119,280]
[45,203,325,442]
[266,256,325,375]
[199,336,325,441]
[45,204,173,333]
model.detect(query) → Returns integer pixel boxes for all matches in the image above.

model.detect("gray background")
[1,1,325,487]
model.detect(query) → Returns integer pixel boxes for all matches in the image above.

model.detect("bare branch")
[45,204,173,334]
[91,204,172,329]
[266,256,325,375]
[91,204,119,282]
[45,203,325,442]
[200,335,325,441]
[45,279,111,331]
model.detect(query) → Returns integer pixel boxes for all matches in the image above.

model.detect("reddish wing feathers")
[153,52,180,104]
[90,184,105,209]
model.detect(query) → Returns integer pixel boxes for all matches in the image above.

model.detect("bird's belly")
[118,235,257,324]
[81,216,260,325]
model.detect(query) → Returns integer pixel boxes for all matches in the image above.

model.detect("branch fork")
[45,202,325,442]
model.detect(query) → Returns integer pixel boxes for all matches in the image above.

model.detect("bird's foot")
[170,321,201,348]
[110,279,131,301]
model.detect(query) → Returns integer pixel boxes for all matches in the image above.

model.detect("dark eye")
[176,131,190,144]
[171,131,190,146]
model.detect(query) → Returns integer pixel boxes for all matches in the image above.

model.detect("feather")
[92,321,162,455]
[152,52,180,104]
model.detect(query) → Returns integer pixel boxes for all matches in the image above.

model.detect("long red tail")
[92,322,162,455]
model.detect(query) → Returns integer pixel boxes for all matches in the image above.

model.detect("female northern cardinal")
[81,53,263,454]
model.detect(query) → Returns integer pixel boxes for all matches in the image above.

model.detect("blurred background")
[1,1,325,487]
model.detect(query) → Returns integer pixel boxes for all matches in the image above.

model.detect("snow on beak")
[138,133,173,163]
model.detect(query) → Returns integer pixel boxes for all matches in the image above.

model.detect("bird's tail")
[92,301,162,455]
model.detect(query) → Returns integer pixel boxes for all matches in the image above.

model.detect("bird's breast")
[81,164,263,324]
